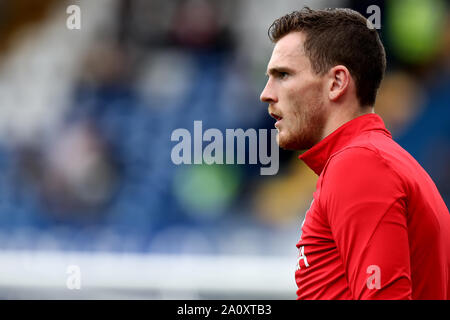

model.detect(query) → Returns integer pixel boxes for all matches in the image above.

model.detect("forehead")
[268,32,308,69]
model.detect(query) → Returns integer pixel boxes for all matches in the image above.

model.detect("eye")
[278,72,289,79]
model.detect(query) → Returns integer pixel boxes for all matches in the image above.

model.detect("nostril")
[262,96,274,104]
[260,93,270,103]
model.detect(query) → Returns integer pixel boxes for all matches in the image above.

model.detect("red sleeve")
[320,147,412,300]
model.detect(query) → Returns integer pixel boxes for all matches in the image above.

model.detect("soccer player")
[260,7,450,300]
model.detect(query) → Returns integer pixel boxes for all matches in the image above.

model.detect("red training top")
[296,113,450,300]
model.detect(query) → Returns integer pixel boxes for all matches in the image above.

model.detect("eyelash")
[266,72,289,80]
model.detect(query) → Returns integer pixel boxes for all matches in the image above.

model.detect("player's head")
[260,7,386,150]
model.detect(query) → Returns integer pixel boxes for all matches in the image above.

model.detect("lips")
[270,112,282,121]
[269,112,283,129]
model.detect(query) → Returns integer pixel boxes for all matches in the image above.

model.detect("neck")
[320,104,374,141]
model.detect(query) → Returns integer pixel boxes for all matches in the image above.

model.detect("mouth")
[269,112,283,121]
[269,112,283,128]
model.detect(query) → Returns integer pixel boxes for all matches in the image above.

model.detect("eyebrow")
[265,66,295,77]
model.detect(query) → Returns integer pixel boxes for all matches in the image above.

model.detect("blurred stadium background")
[0,0,448,299]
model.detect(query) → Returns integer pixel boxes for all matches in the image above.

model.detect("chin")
[277,134,299,151]
[278,132,314,151]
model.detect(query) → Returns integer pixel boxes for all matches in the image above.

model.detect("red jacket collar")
[298,113,392,176]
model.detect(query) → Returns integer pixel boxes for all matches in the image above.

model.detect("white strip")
[0,250,296,296]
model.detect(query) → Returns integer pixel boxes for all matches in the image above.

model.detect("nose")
[260,80,277,104]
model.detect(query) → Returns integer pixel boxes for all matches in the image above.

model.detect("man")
[260,7,450,300]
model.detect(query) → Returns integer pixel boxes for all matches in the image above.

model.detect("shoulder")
[320,145,404,195]
[325,145,387,176]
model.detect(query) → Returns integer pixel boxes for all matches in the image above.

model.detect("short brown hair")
[268,7,386,107]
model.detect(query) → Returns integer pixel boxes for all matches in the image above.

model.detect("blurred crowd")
[0,0,448,256]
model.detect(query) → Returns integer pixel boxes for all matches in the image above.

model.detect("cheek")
[285,90,305,123]
[284,86,303,115]
[288,91,322,132]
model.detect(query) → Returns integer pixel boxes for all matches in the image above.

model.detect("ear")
[328,65,350,102]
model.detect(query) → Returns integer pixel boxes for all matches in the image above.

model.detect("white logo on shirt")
[296,199,314,270]
[296,246,310,270]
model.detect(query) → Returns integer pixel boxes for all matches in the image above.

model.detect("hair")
[268,7,386,107]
